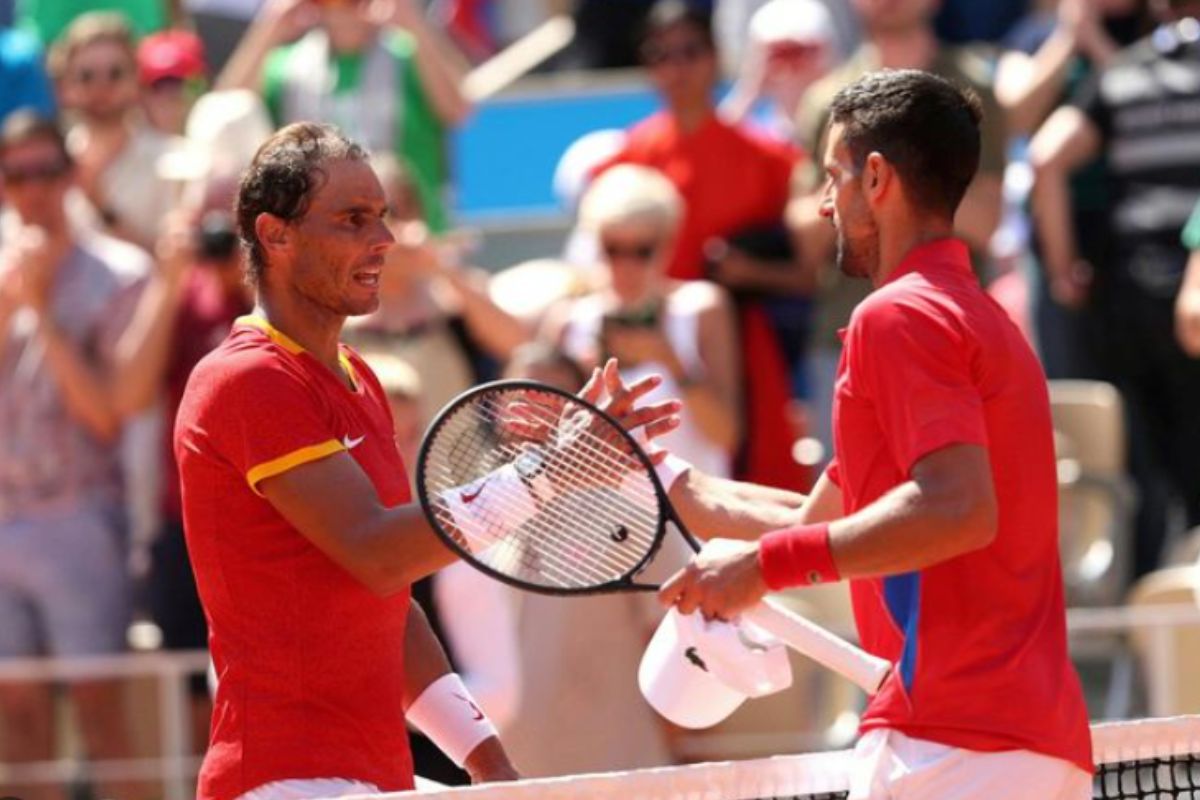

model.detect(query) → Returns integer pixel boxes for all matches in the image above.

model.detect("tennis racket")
[415,380,890,694]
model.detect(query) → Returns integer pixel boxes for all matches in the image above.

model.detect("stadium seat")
[1126,566,1200,716]
[1048,380,1135,607]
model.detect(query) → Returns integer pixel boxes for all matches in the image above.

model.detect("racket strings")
[427,460,644,584]
[425,415,657,577]
[423,391,664,590]
[476,395,661,506]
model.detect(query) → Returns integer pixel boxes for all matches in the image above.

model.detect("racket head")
[416,379,677,596]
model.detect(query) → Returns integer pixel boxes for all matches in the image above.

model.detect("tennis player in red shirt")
[175,123,676,800]
[655,70,1093,799]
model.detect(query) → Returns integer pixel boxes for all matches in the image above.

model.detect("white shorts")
[848,728,1092,800]
[235,778,379,800]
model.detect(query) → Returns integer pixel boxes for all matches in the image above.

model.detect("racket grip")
[742,597,890,695]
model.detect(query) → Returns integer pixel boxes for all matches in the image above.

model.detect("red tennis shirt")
[594,111,796,281]
[828,239,1092,772]
[175,316,415,800]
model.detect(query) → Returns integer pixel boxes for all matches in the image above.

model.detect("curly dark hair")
[235,122,368,286]
[829,69,982,219]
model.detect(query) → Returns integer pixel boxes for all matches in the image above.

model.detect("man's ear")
[255,212,290,258]
[863,152,893,205]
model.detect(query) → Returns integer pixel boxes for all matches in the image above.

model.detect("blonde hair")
[363,352,423,400]
[48,12,136,80]
[578,164,683,236]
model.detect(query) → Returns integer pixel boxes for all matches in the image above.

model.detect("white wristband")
[654,451,693,494]
[441,462,539,551]
[633,428,692,493]
[406,673,498,767]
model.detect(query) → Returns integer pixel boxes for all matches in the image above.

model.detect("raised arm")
[215,0,316,92]
[10,227,137,442]
[111,211,193,415]
[1029,105,1102,308]
[442,265,531,361]
[390,0,472,127]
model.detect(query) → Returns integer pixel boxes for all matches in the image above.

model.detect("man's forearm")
[403,601,455,706]
[112,270,186,415]
[403,14,472,126]
[215,17,279,92]
[1031,162,1080,284]
[38,319,120,441]
[669,469,809,541]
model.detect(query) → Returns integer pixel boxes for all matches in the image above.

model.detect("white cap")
[639,608,793,729]
[749,0,836,47]
[157,89,274,182]
[552,128,627,211]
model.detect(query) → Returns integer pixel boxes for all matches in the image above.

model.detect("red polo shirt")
[594,111,796,281]
[176,317,415,800]
[828,239,1091,772]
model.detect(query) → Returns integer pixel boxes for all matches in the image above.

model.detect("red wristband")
[758,523,839,591]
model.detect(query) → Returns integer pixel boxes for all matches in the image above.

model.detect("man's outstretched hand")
[578,358,681,463]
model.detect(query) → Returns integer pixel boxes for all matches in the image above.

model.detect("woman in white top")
[542,164,741,478]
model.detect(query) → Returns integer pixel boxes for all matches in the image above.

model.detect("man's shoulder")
[188,328,306,396]
[850,275,958,334]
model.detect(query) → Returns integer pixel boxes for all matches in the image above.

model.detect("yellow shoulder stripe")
[246,439,346,496]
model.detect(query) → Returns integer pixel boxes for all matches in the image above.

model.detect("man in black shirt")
[1030,0,1200,577]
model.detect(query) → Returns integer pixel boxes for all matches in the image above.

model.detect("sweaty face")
[281,158,395,318]
[819,124,879,280]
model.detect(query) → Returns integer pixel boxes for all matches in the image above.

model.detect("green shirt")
[18,0,166,44]
[263,29,448,232]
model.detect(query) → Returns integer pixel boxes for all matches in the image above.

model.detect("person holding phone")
[542,163,741,479]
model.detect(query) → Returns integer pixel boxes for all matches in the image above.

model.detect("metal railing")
[1,604,1198,798]
[0,650,209,800]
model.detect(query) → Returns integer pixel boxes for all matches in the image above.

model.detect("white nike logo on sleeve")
[343,434,366,450]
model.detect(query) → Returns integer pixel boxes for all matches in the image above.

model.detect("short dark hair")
[0,109,70,165]
[640,0,715,51]
[829,69,982,219]
[235,122,368,285]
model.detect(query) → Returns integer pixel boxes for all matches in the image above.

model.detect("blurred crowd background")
[2,0,1200,798]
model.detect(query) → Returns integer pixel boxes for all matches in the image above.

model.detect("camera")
[196,211,239,262]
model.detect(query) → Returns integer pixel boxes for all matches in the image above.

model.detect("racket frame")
[416,379,686,597]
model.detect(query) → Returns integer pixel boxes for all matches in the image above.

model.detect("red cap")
[137,30,208,86]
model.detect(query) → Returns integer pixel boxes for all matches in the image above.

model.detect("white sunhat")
[640,607,793,729]
[749,0,836,47]
[157,89,274,182]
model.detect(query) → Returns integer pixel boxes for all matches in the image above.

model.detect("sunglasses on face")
[2,161,70,186]
[73,63,131,86]
[601,239,659,262]
[642,40,711,68]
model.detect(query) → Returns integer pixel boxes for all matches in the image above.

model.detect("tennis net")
[378,716,1200,799]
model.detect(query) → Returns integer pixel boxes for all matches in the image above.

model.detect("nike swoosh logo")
[343,434,366,450]
[453,692,485,721]
[461,477,491,505]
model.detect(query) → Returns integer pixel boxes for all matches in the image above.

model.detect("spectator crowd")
[2,0,1200,797]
